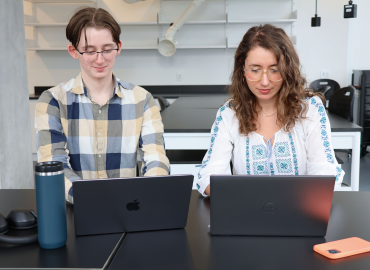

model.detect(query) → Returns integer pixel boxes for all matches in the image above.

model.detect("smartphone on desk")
[314,237,370,259]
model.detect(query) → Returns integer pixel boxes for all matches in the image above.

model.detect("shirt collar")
[71,73,84,95]
[112,74,123,98]
[71,72,123,99]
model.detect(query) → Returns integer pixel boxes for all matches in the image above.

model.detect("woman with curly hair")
[196,24,344,197]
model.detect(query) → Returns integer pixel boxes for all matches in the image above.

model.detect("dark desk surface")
[109,190,370,270]
[161,96,363,133]
[0,190,123,269]
[3,190,370,270]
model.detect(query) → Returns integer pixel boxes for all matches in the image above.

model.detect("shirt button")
[99,154,102,158]
[98,132,100,136]
[99,110,102,114]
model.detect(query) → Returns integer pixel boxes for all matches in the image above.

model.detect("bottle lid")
[35,161,64,173]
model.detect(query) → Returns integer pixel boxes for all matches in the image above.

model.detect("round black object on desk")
[7,209,37,229]
[0,214,9,234]
[0,210,38,245]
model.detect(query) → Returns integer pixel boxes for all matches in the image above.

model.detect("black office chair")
[157,96,171,112]
[359,70,370,157]
[328,86,356,164]
[309,79,340,103]
[328,86,355,122]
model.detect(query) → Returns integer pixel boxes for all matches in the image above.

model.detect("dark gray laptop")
[210,175,335,236]
[73,175,193,236]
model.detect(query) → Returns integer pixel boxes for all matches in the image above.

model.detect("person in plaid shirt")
[35,7,170,204]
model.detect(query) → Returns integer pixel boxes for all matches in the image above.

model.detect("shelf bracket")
[292,0,297,12]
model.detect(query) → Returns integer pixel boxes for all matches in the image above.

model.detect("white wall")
[296,0,350,87]
[347,0,370,84]
[25,0,368,92]
[27,49,236,90]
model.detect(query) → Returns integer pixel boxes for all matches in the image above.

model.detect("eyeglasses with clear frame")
[75,48,119,62]
[244,68,283,82]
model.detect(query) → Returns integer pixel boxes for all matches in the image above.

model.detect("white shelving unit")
[25,23,68,26]
[25,0,96,3]
[25,22,160,26]
[24,0,297,51]
[158,20,227,25]
[27,47,67,50]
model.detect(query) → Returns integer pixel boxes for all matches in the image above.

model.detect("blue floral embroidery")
[320,117,327,124]
[270,162,275,175]
[274,142,290,157]
[336,166,343,182]
[197,184,200,189]
[321,129,328,140]
[198,103,229,178]
[276,159,293,174]
[246,137,251,175]
[318,105,326,117]
[253,161,268,174]
[323,141,330,148]
[252,145,267,160]
[310,97,334,164]
[288,133,299,175]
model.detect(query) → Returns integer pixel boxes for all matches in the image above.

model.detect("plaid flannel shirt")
[35,73,170,203]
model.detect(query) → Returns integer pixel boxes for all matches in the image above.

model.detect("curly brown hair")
[228,24,323,136]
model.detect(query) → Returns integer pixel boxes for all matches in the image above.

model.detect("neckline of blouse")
[252,129,283,148]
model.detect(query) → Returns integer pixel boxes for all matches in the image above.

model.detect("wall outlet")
[176,72,182,81]
[320,70,330,79]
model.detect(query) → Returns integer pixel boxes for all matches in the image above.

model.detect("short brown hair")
[229,24,323,136]
[66,7,121,50]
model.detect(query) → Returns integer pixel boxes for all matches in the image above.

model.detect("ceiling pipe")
[158,0,205,57]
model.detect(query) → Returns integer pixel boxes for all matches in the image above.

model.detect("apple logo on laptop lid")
[263,203,277,213]
[126,199,140,211]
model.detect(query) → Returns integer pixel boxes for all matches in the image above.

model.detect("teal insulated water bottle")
[35,161,67,249]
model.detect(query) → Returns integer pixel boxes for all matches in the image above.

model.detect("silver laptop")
[210,175,335,236]
[73,175,194,236]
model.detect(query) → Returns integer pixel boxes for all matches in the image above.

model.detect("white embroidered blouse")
[196,96,345,197]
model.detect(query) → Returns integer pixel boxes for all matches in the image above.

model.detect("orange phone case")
[314,237,370,259]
